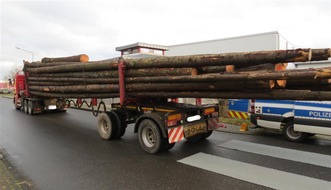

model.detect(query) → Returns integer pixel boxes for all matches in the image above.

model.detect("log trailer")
[13,65,220,154]
[13,48,331,153]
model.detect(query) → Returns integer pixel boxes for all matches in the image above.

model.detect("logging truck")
[12,48,331,153]
[13,67,220,154]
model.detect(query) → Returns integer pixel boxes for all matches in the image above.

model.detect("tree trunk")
[311,49,331,61]
[29,91,118,98]
[124,49,316,69]
[41,54,89,63]
[28,68,198,78]
[24,60,119,73]
[27,76,119,83]
[125,67,331,83]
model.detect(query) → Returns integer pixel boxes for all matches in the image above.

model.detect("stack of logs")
[23,48,331,100]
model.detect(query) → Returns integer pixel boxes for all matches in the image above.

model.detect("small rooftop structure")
[116,42,169,56]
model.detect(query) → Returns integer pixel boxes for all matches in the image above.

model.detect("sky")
[1,0,331,79]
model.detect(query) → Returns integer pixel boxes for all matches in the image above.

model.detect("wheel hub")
[142,127,156,147]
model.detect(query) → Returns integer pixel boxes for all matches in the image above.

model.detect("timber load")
[23,48,331,100]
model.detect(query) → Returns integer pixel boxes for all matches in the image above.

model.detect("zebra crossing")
[178,140,331,190]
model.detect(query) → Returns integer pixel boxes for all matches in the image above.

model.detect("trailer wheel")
[185,134,203,142]
[201,130,213,139]
[138,119,167,154]
[283,121,308,142]
[166,142,176,151]
[186,130,213,142]
[97,112,118,140]
[113,110,127,138]
[28,101,34,115]
[24,100,29,114]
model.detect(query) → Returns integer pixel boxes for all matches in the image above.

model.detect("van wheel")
[283,121,308,142]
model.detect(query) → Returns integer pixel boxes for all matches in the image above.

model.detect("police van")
[250,100,331,142]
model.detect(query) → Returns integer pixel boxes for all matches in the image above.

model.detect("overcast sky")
[1,0,330,79]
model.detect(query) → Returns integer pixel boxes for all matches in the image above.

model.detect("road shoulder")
[0,148,35,190]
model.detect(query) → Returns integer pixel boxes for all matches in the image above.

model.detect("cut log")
[28,81,271,93]
[236,63,275,72]
[200,66,226,73]
[24,60,119,74]
[125,67,331,83]
[124,49,314,69]
[28,68,198,78]
[311,49,331,61]
[27,76,119,83]
[29,91,119,98]
[41,54,89,63]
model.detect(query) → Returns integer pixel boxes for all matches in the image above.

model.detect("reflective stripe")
[168,126,184,144]
[228,111,248,119]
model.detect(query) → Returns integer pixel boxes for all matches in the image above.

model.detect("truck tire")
[28,101,34,115]
[14,98,21,110]
[283,121,309,142]
[138,119,167,154]
[186,130,213,142]
[24,100,29,114]
[97,112,118,140]
[113,110,127,138]
[166,142,176,151]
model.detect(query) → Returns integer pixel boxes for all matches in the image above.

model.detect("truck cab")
[13,73,68,114]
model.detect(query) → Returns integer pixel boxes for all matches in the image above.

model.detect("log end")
[191,68,199,76]
[225,65,235,73]
[269,80,275,89]
[80,54,89,62]
[277,80,287,88]
[307,48,313,61]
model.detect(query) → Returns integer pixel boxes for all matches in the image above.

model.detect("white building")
[166,31,280,56]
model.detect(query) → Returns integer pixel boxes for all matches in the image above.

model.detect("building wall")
[165,31,279,56]
[166,31,280,105]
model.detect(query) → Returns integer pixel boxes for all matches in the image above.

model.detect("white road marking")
[219,140,331,168]
[178,153,331,190]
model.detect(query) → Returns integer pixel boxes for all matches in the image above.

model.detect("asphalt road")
[1,97,331,190]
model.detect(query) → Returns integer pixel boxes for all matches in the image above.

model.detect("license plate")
[184,122,207,138]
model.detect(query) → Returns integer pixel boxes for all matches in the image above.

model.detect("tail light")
[249,99,255,113]
[167,113,182,127]
[204,107,215,115]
